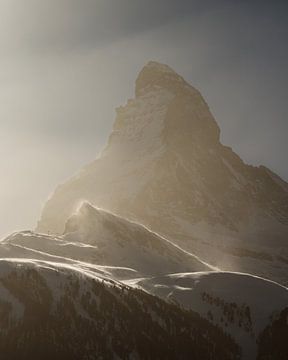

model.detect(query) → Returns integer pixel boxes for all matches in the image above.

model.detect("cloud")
[1,0,287,56]
[0,0,217,54]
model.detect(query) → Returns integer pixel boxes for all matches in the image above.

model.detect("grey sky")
[0,0,287,237]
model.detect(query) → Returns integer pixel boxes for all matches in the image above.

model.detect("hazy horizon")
[1,0,288,238]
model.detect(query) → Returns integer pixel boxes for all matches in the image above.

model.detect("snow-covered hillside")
[1,203,288,358]
[1,203,288,359]
[0,259,240,360]
[132,271,288,359]
[36,61,288,286]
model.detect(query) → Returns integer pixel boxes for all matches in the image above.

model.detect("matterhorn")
[37,61,288,286]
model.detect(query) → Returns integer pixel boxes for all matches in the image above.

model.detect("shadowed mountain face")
[37,61,288,285]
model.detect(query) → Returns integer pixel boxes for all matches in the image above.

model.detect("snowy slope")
[1,203,288,359]
[63,202,213,274]
[1,202,212,279]
[0,259,240,360]
[132,271,288,360]
[36,61,288,286]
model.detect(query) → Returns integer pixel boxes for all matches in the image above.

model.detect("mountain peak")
[135,61,189,96]
[37,63,288,289]
[142,61,177,74]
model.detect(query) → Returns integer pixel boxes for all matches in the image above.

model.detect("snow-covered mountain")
[37,61,288,286]
[0,259,241,360]
[1,61,287,359]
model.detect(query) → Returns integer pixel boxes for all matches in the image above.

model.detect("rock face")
[37,61,288,285]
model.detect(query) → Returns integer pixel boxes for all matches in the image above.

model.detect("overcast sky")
[0,0,287,237]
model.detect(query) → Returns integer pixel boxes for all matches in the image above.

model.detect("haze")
[0,0,287,237]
